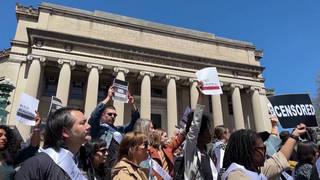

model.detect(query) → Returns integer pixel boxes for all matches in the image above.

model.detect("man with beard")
[15,107,91,180]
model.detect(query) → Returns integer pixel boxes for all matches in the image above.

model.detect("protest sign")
[179,106,191,127]
[267,94,317,128]
[112,79,129,103]
[196,67,222,95]
[47,96,63,118]
[14,93,39,126]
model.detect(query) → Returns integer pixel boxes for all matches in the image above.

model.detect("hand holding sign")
[34,110,41,128]
[197,81,204,105]
[291,123,307,137]
[107,85,115,99]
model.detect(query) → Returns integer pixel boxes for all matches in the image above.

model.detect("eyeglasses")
[107,113,117,117]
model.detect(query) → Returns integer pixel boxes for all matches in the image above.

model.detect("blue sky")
[1,0,320,99]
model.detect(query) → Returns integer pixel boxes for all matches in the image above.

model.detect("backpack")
[173,154,224,180]
[173,155,184,180]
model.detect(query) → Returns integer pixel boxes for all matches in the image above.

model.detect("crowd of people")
[0,82,319,180]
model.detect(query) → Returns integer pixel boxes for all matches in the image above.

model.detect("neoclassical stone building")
[0,2,273,140]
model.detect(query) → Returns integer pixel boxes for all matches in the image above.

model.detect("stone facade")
[0,2,273,140]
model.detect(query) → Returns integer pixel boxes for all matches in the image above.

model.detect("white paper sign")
[196,67,222,95]
[112,79,129,103]
[14,93,39,126]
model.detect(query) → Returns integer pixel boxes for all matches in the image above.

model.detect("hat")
[258,131,270,142]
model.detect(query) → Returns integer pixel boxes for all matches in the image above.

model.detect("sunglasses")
[106,113,117,117]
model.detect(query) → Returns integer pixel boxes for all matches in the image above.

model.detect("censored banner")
[267,94,318,128]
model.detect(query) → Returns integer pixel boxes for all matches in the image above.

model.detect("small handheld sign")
[14,93,39,126]
[47,96,63,118]
[196,67,222,95]
[267,94,317,128]
[112,79,129,103]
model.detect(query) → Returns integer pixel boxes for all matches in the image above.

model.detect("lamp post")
[0,77,15,124]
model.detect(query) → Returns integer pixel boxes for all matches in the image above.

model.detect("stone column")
[166,75,179,138]
[251,86,264,132]
[84,64,103,118]
[113,67,129,126]
[211,83,224,126]
[231,83,245,129]
[189,78,198,110]
[25,55,46,97]
[56,59,75,106]
[140,71,154,120]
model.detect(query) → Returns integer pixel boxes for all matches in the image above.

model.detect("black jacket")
[15,152,71,180]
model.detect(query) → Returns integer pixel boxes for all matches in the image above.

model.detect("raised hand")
[292,123,307,137]
[34,110,41,128]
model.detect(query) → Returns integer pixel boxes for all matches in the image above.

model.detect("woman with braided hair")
[222,124,307,180]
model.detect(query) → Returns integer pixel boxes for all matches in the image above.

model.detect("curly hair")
[223,129,258,171]
[0,125,21,165]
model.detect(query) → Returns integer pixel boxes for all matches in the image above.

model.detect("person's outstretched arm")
[89,85,114,138]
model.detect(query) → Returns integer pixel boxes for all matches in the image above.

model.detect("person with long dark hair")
[222,123,307,180]
[0,111,41,180]
[0,125,21,180]
[80,139,109,180]
[293,141,319,180]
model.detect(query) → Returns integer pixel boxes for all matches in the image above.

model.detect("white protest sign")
[112,79,129,103]
[196,67,222,95]
[15,93,39,126]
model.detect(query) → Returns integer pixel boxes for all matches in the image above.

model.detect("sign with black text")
[267,94,317,128]
[112,79,129,103]
[14,93,39,126]
[47,96,63,118]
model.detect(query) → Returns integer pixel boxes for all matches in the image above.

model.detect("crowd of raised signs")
[1,82,320,180]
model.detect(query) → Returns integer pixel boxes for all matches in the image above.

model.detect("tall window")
[151,113,162,129]
[151,88,164,98]
[43,75,58,97]
[227,95,233,115]
[70,80,84,99]
[97,82,110,102]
